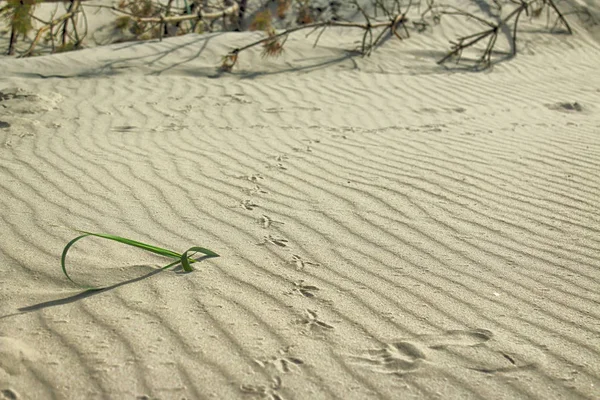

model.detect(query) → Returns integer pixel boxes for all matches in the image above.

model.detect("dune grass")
[61,230,219,291]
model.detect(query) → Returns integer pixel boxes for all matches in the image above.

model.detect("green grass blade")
[180,246,220,272]
[61,233,93,287]
[61,230,219,290]
[76,231,182,259]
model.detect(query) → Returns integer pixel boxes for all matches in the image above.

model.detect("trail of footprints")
[234,150,322,277]
[236,140,534,397]
[236,148,329,398]
[229,143,339,398]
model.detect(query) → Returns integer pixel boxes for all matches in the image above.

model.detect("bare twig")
[113,2,239,24]
[21,5,79,56]
[222,8,409,70]
[435,0,572,68]
[8,23,16,55]
[1,0,577,71]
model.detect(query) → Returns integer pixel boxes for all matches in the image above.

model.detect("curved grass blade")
[180,246,220,272]
[61,233,96,290]
[61,230,219,290]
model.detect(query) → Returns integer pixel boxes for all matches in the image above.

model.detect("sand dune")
[1,1,600,399]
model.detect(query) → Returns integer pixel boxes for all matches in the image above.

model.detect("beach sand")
[1,1,599,398]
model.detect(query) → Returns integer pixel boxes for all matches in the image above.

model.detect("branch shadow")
[12,29,379,79]
[226,50,363,79]
[0,255,214,320]
[96,32,224,77]
[14,33,227,79]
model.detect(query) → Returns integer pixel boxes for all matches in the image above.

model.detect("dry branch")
[1,0,578,70]
[21,0,82,56]
[132,2,239,23]
[221,4,410,71]
[85,1,239,24]
[435,0,572,68]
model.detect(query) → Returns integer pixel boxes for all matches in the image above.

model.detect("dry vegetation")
[0,0,588,69]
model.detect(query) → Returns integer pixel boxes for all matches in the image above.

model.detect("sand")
[1,0,600,399]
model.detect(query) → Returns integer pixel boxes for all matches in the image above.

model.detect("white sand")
[1,1,600,399]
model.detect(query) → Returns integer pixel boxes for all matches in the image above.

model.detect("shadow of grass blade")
[61,231,219,290]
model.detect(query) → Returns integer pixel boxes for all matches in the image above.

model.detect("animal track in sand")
[240,376,283,400]
[241,199,260,210]
[254,347,304,374]
[0,336,39,378]
[292,146,312,153]
[231,174,268,195]
[246,185,269,195]
[238,173,264,183]
[301,138,321,144]
[223,93,252,104]
[291,280,320,298]
[545,101,584,112]
[257,235,289,248]
[289,255,320,270]
[354,341,427,375]
[269,154,289,162]
[0,87,62,114]
[0,117,39,148]
[299,309,334,333]
[352,329,536,376]
[259,215,284,229]
[226,172,264,182]
[266,163,288,171]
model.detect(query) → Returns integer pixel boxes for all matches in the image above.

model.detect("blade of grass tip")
[181,246,220,273]
[61,233,102,291]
